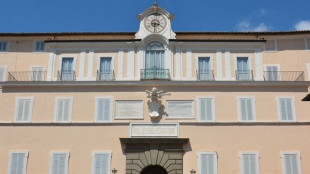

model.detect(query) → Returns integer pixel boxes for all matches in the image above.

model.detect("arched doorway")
[141,165,168,174]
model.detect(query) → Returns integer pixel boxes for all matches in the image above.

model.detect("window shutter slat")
[23,100,30,121]
[63,99,70,121]
[242,154,257,174]
[199,98,213,121]
[96,98,112,122]
[52,153,67,174]
[240,99,247,121]
[10,153,27,174]
[200,153,216,174]
[57,100,64,121]
[246,99,253,120]
[94,154,109,174]
[0,67,5,81]
[284,154,299,174]
[17,100,25,122]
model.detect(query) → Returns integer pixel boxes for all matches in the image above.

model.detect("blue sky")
[1,0,310,33]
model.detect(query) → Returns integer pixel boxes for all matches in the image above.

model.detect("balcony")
[236,70,254,81]
[140,68,170,80]
[7,71,47,82]
[57,70,76,81]
[263,71,304,81]
[97,70,115,81]
[197,70,214,81]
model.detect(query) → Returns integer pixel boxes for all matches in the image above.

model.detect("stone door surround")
[120,138,189,174]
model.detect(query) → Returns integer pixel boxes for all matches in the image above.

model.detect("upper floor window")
[281,152,301,174]
[198,57,213,80]
[198,152,218,174]
[265,65,280,81]
[34,41,45,52]
[0,41,8,52]
[236,57,252,80]
[60,58,75,81]
[98,57,113,80]
[142,42,169,80]
[238,97,256,122]
[55,97,73,122]
[0,66,7,81]
[15,97,34,122]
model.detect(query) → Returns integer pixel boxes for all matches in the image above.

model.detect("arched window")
[145,42,165,69]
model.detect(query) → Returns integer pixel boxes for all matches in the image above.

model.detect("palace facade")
[1,3,310,174]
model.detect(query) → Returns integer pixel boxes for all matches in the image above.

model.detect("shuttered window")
[0,41,8,52]
[167,101,194,118]
[0,66,7,81]
[55,97,73,122]
[9,152,28,174]
[93,153,111,174]
[266,65,280,81]
[34,41,45,52]
[15,97,34,122]
[241,153,259,174]
[115,100,143,119]
[96,98,112,122]
[282,153,301,174]
[278,97,296,121]
[199,152,217,174]
[51,152,69,174]
[238,97,256,121]
[31,67,45,81]
[199,97,215,121]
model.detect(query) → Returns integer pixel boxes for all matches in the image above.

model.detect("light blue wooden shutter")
[200,153,217,174]
[240,98,254,121]
[16,99,32,122]
[242,154,258,174]
[284,154,300,174]
[52,153,68,174]
[199,98,213,121]
[56,99,72,122]
[279,98,294,121]
[10,152,28,174]
[199,57,211,80]
[94,154,110,174]
[266,66,280,81]
[96,98,112,122]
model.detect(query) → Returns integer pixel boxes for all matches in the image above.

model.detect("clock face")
[144,14,167,33]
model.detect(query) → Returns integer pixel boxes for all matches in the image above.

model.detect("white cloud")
[260,9,267,15]
[294,20,310,30]
[237,20,270,31]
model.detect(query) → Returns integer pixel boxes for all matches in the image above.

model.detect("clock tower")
[135,2,176,40]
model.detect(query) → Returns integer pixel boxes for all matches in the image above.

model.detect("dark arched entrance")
[141,165,168,174]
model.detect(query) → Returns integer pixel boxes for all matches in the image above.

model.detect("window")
[198,57,213,80]
[199,152,218,174]
[34,41,45,52]
[98,57,113,80]
[15,97,34,122]
[241,152,259,174]
[0,66,7,81]
[115,100,143,119]
[282,152,301,174]
[237,57,252,80]
[265,65,280,81]
[9,152,28,174]
[55,97,73,122]
[166,101,194,119]
[93,152,111,174]
[238,97,256,121]
[199,97,215,122]
[31,67,45,81]
[142,42,167,79]
[0,41,8,52]
[278,97,296,121]
[60,58,74,81]
[51,152,69,174]
[95,97,112,122]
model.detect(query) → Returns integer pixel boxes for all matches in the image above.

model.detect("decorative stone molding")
[120,138,189,174]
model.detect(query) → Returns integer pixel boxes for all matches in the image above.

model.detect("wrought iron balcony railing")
[263,71,304,81]
[96,70,115,81]
[57,70,76,81]
[7,71,47,82]
[197,70,214,81]
[140,68,170,80]
[236,70,254,81]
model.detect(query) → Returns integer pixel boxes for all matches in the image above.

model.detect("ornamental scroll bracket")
[145,87,169,118]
